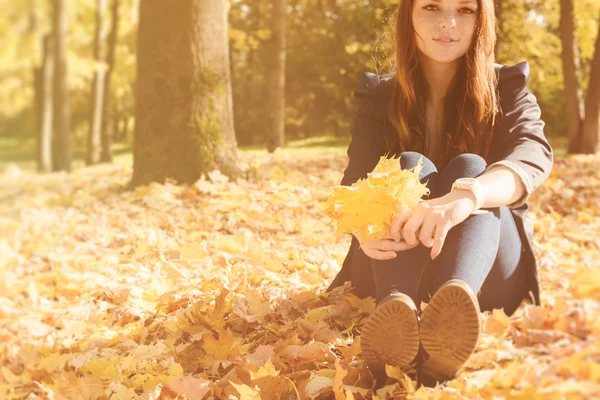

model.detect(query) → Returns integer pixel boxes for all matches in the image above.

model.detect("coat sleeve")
[484,62,554,209]
[340,72,384,187]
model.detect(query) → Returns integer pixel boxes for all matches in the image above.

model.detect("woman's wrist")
[444,190,477,210]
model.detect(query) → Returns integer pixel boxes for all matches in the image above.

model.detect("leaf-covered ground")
[1,150,599,399]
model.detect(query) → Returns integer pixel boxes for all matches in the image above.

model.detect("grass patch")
[0,136,351,171]
[0,135,569,172]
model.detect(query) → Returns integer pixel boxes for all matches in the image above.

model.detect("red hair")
[384,0,499,169]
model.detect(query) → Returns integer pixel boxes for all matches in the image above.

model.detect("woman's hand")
[390,191,486,260]
[354,231,419,261]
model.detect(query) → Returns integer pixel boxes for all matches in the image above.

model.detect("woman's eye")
[460,7,475,14]
[424,4,438,11]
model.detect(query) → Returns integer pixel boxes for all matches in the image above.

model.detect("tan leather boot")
[360,291,420,373]
[419,279,481,382]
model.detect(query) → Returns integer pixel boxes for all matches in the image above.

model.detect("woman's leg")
[423,153,527,315]
[418,153,527,383]
[476,206,528,315]
[360,152,439,376]
[369,151,440,304]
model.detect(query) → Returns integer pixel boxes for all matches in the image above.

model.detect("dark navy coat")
[326,61,554,306]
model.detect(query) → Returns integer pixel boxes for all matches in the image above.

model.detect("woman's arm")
[340,72,385,187]
[445,165,526,210]
[394,63,554,256]
[482,62,554,209]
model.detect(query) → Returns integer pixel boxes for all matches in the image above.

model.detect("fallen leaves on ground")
[0,149,599,399]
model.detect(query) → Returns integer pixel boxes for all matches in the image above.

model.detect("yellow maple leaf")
[230,382,261,400]
[79,359,118,380]
[201,329,243,366]
[322,155,430,242]
[250,359,280,381]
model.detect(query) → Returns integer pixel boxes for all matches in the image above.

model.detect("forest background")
[1,0,599,163]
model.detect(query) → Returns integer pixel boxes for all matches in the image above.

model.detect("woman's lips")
[434,38,459,46]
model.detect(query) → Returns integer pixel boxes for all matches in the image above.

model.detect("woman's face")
[412,0,479,64]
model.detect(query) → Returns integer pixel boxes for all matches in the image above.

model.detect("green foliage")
[0,0,138,146]
[0,0,598,148]
[229,0,398,145]
[498,0,600,138]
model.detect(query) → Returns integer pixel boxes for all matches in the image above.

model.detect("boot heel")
[419,279,481,382]
[360,292,420,372]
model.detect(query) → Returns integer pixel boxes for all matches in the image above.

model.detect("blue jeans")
[354,152,528,316]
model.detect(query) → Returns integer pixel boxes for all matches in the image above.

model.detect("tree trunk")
[559,0,584,154]
[131,0,241,186]
[266,0,286,153]
[101,0,120,163]
[87,0,107,165]
[581,18,600,154]
[37,35,54,173]
[52,0,71,172]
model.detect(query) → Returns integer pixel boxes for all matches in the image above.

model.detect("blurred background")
[0,0,598,179]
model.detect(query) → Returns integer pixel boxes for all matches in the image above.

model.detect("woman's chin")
[421,52,466,65]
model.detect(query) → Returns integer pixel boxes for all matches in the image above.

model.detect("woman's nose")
[439,15,457,30]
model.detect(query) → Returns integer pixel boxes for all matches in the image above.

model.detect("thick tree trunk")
[131,0,241,186]
[37,35,54,173]
[581,20,600,154]
[559,0,584,154]
[101,0,120,163]
[87,0,107,165]
[51,0,71,172]
[266,0,286,153]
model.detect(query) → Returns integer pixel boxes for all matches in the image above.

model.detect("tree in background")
[51,0,71,172]
[229,0,398,146]
[100,0,120,163]
[87,0,107,165]
[131,0,241,186]
[266,0,286,153]
[560,1,600,154]
[0,0,137,167]
[34,20,55,173]
[560,0,585,153]
[580,15,600,154]
[1,0,599,164]
[29,1,51,173]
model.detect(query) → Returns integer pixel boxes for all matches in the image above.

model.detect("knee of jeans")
[441,153,487,182]
[398,151,432,170]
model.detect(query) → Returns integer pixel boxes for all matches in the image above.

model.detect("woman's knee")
[398,152,439,194]
[440,153,487,183]
[398,151,434,170]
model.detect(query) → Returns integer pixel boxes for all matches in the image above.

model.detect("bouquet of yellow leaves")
[322,155,430,242]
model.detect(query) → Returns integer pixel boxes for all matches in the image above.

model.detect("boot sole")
[360,295,420,372]
[419,280,481,382]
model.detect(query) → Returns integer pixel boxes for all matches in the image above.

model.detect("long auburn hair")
[384,0,499,170]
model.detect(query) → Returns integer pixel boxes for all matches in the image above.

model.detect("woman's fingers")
[403,211,425,246]
[430,220,452,259]
[362,238,418,260]
[396,240,420,251]
[367,249,398,260]
[419,218,437,248]
[373,238,418,252]
[390,208,411,242]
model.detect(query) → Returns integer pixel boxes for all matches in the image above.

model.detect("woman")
[326,0,553,385]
